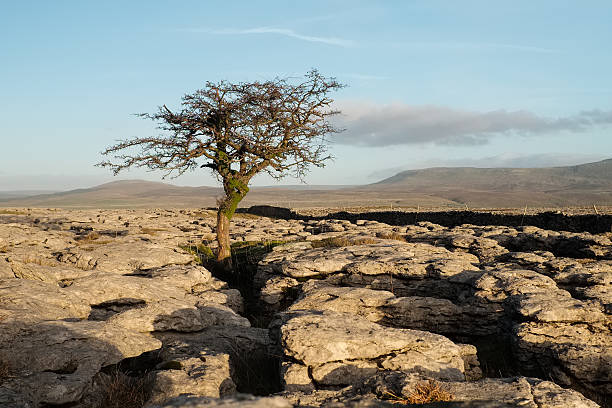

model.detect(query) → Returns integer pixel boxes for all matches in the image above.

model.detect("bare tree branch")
[98,69,345,265]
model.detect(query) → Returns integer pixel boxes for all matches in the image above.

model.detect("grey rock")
[149,353,236,403]
[274,310,468,386]
[281,362,315,392]
[0,278,90,321]
[318,371,599,408]
[0,258,14,279]
[514,322,611,397]
[260,239,479,280]
[56,240,193,274]
[0,319,160,406]
[149,394,292,408]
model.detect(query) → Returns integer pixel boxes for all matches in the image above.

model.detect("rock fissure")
[0,208,608,407]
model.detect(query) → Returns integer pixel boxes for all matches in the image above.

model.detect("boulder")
[0,319,160,406]
[274,310,470,387]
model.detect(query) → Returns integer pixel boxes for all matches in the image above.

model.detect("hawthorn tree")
[98,70,344,267]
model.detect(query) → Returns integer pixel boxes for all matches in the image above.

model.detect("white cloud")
[332,101,612,147]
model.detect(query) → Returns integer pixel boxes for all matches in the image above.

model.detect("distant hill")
[368,158,612,207]
[1,159,611,209]
[0,190,58,200]
[0,179,455,209]
[0,180,223,208]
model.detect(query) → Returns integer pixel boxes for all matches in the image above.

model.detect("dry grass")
[180,243,215,265]
[232,212,262,219]
[190,210,216,218]
[407,380,453,404]
[377,232,407,242]
[574,258,596,264]
[76,232,112,246]
[0,357,12,385]
[0,209,28,215]
[97,370,153,408]
[139,227,168,236]
[311,236,378,248]
[383,380,453,405]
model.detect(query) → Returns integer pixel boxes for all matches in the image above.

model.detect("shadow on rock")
[0,316,162,408]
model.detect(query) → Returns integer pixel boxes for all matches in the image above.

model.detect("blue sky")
[1,1,611,190]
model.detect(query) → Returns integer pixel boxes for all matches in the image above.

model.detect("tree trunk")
[215,177,249,271]
[216,209,232,268]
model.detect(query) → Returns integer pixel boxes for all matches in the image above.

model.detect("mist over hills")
[1,159,611,209]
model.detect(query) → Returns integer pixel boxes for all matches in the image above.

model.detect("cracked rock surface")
[0,208,608,407]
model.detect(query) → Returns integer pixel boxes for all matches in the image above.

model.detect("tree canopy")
[99,70,345,265]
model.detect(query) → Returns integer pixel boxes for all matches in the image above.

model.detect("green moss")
[310,236,378,248]
[222,178,250,220]
[179,243,214,265]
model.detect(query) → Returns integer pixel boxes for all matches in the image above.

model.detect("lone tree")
[98,70,344,267]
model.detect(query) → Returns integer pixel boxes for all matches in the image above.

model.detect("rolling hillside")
[368,159,612,207]
[1,159,611,209]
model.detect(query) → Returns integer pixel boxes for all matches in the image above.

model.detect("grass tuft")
[96,370,153,408]
[310,236,378,248]
[180,243,215,265]
[76,231,112,246]
[232,213,262,220]
[376,231,407,242]
[0,209,28,215]
[139,227,167,236]
[408,380,453,404]
[0,357,12,385]
[383,380,453,405]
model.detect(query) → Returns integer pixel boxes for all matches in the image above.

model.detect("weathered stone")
[108,300,208,332]
[149,353,236,403]
[260,276,299,305]
[0,319,161,406]
[289,283,394,322]
[139,264,218,292]
[56,241,193,274]
[154,326,274,396]
[0,278,90,321]
[281,362,314,392]
[311,360,379,385]
[260,240,479,279]
[275,310,468,385]
[514,322,612,397]
[0,259,14,279]
[0,386,32,408]
[149,394,292,408]
[1,208,610,405]
[8,261,92,283]
[197,289,244,314]
[318,371,599,408]
[66,273,195,305]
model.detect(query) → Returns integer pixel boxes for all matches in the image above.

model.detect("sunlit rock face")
[0,208,607,407]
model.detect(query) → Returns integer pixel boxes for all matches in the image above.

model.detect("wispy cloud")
[332,101,612,147]
[184,27,354,47]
